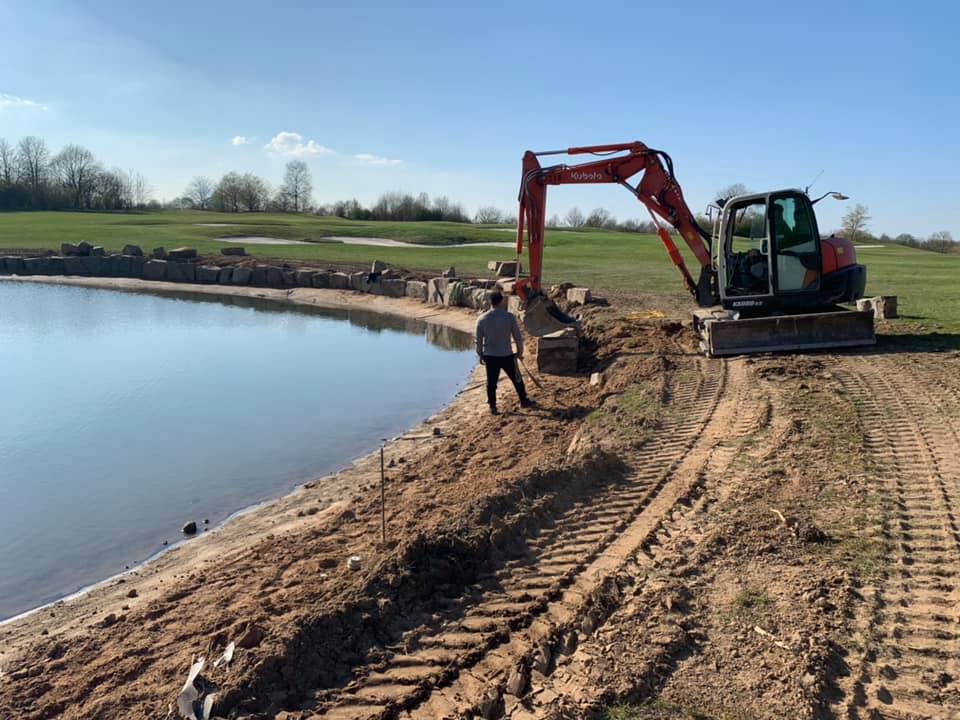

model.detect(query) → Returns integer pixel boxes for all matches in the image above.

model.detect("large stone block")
[282,269,297,286]
[105,255,129,276]
[63,256,86,275]
[443,281,468,307]
[166,262,195,283]
[405,280,428,301]
[122,244,143,257]
[296,270,315,287]
[129,256,145,278]
[349,272,369,292]
[6,257,27,274]
[23,257,51,275]
[330,272,350,290]
[470,288,490,310]
[81,255,106,275]
[61,243,81,256]
[427,277,448,304]
[496,261,520,278]
[231,267,252,285]
[77,241,94,256]
[497,279,517,295]
[536,327,579,375]
[143,259,168,281]
[220,246,246,256]
[566,287,592,305]
[197,265,220,283]
[371,259,386,273]
[873,295,898,319]
[47,256,66,275]
[90,246,105,257]
[168,247,197,261]
[312,270,331,288]
[217,267,234,284]
[266,267,285,287]
[381,279,406,298]
[152,247,167,259]
[250,267,268,286]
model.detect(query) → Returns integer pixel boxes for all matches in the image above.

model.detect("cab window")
[773,197,820,292]
[725,199,770,296]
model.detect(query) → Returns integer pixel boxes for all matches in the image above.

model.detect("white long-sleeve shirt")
[475,307,524,357]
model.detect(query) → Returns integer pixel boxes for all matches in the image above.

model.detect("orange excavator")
[515,141,875,355]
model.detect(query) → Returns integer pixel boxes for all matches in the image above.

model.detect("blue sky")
[1,0,956,237]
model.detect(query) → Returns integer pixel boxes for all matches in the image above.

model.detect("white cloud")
[0,93,48,111]
[231,135,250,146]
[354,153,402,167]
[264,131,335,157]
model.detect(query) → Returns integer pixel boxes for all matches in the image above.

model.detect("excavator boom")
[517,143,716,306]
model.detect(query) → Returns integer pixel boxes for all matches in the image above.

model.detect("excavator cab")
[694,188,874,355]
[713,190,864,314]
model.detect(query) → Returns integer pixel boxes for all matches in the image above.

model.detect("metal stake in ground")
[380,440,387,545]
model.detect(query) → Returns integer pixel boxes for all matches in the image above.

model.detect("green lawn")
[1,210,957,335]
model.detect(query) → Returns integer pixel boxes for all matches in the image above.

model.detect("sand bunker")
[214,236,313,245]
[322,236,514,249]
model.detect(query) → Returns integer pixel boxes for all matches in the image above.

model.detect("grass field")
[1,210,958,335]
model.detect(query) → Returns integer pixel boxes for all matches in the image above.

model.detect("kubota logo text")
[571,171,604,181]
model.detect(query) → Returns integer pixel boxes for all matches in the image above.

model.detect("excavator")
[514,141,876,355]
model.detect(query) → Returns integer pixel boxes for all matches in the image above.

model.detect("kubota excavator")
[514,141,876,355]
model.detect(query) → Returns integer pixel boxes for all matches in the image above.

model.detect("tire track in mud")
[834,354,960,719]
[513,360,780,718]
[295,357,734,719]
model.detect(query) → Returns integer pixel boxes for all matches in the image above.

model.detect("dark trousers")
[483,354,527,408]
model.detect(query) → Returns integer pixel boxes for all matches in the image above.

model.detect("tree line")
[0,136,154,211]
[840,204,956,254]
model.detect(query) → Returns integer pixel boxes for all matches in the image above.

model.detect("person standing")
[475,291,533,415]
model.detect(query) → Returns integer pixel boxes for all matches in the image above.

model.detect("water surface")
[0,281,474,619]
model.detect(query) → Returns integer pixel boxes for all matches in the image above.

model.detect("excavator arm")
[516,142,716,306]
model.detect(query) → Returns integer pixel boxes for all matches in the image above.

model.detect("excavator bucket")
[521,294,579,337]
[692,308,875,356]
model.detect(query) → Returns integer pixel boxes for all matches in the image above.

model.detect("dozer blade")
[693,308,875,357]
[521,294,579,337]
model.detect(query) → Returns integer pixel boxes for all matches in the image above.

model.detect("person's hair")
[489,290,503,307]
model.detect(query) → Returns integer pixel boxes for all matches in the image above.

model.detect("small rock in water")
[203,518,209,525]
[182,521,198,535]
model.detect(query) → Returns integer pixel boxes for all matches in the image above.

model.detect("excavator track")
[294,356,734,719]
[833,354,960,719]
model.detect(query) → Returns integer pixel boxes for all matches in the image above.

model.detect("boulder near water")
[182,521,197,535]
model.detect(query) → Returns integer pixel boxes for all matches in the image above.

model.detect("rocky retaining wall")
[0,248,503,313]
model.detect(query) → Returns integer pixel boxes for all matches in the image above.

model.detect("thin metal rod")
[380,444,386,544]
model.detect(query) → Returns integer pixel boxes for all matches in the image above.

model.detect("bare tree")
[585,207,613,228]
[565,206,585,228]
[281,160,312,212]
[129,171,152,208]
[185,176,214,210]
[16,136,49,190]
[0,139,14,184]
[841,204,870,243]
[52,144,101,208]
[546,214,561,228]
[715,183,749,203]
[474,206,504,224]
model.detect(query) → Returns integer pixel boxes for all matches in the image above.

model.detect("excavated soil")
[2,283,960,720]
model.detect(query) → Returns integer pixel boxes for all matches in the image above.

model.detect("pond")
[0,281,475,620]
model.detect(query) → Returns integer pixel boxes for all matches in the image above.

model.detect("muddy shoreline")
[0,276,480,645]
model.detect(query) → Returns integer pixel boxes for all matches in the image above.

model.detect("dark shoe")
[489,405,499,416]
[520,398,535,408]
